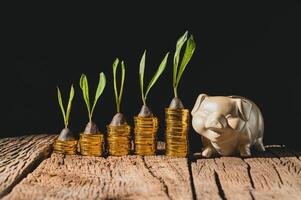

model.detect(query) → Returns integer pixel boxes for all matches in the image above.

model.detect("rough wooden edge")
[0,134,56,198]
[192,146,301,200]
[4,153,193,200]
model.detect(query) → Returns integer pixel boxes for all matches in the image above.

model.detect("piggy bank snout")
[206,119,223,129]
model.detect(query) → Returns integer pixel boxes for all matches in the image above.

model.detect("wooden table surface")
[0,135,300,200]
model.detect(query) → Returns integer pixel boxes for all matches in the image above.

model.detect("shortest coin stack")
[134,116,158,156]
[53,139,77,155]
[79,133,104,156]
[107,124,131,156]
[165,108,190,157]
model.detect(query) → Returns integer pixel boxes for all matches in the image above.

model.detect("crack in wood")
[213,170,227,200]
[244,161,255,188]
[187,157,197,200]
[142,156,171,200]
[244,161,255,200]
[273,165,284,186]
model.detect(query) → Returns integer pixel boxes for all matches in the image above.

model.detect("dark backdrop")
[2,2,301,150]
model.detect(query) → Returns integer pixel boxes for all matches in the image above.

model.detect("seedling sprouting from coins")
[57,85,75,141]
[80,73,106,134]
[107,58,131,156]
[134,50,169,155]
[170,31,196,109]
[138,50,169,117]
[110,58,126,125]
[165,31,196,157]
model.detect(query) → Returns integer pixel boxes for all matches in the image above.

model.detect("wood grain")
[0,134,56,198]
[191,158,223,200]
[144,156,193,199]
[1,135,301,200]
[244,146,301,200]
[192,146,301,200]
[192,157,254,200]
[4,154,192,200]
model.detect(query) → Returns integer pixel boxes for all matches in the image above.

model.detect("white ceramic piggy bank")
[191,94,265,157]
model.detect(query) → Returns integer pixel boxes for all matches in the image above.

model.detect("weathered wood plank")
[0,134,56,198]
[144,156,193,199]
[214,157,254,200]
[192,157,254,200]
[268,146,301,175]
[2,134,301,200]
[191,158,223,200]
[4,153,192,200]
[245,147,301,200]
[192,147,301,200]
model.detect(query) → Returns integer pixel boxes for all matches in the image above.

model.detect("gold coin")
[165,108,190,157]
[134,116,158,155]
[53,139,77,155]
[107,124,131,156]
[79,133,104,156]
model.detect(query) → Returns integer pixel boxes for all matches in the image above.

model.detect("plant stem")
[142,96,146,106]
[141,91,147,106]
[116,99,120,113]
[89,114,92,123]
[173,86,178,98]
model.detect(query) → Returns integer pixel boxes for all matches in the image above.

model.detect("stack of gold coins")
[134,116,158,155]
[53,139,77,155]
[79,133,104,156]
[107,124,131,156]
[165,108,190,157]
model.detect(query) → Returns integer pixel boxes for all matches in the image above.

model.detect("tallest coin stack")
[165,108,190,157]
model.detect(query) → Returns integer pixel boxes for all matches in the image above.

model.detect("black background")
[2,2,301,150]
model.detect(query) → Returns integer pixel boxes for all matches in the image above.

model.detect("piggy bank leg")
[201,137,217,157]
[254,137,265,152]
[238,128,253,157]
[239,144,251,157]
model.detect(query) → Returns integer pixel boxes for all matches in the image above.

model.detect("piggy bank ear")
[231,96,252,121]
[191,94,208,116]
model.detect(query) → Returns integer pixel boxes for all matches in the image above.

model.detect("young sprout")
[138,50,169,117]
[80,73,106,134]
[110,58,127,126]
[170,31,196,109]
[57,85,75,141]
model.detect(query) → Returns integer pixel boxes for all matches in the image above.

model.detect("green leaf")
[145,52,169,99]
[173,31,188,87]
[65,85,75,127]
[80,74,91,121]
[113,58,119,112]
[57,86,66,126]
[176,35,196,86]
[91,72,106,116]
[119,60,125,107]
[139,50,146,104]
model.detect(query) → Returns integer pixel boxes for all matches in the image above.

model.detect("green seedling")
[170,31,196,109]
[80,73,106,134]
[57,85,75,141]
[138,50,169,117]
[110,58,127,126]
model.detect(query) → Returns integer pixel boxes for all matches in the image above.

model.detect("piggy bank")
[191,94,265,157]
